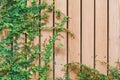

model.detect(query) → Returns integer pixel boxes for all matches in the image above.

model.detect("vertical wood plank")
[17,35,25,52]
[109,0,120,67]
[95,0,107,74]
[82,0,94,68]
[33,34,39,78]
[68,0,81,79]
[27,0,31,6]
[54,0,67,79]
[41,0,53,79]
[27,0,39,79]
[32,0,40,79]
[26,0,31,78]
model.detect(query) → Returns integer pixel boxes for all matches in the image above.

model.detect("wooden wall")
[30,0,120,79]
[1,0,120,80]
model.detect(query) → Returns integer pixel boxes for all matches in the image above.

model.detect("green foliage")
[55,72,70,80]
[77,64,108,80]
[1,0,120,80]
[58,63,120,80]
[0,0,69,80]
[108,66,120,80]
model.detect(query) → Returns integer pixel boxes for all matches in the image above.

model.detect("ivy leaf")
[30,0,35,3]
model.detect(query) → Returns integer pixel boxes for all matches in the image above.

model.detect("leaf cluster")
[0,0,69,80]
[58,62,120,80]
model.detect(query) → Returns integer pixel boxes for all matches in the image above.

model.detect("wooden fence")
[1,0,120,80]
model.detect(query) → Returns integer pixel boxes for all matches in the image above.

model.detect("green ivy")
[0,0,70,80]
[57,63,120,80]
[1,0,120,80]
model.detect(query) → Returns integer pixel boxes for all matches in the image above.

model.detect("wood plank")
[27,0,40,79]
[32,0,40,79]
[68,0,81,79]
[95,0,107,74]
[54,0,67,79]
[26,0,32,78]
[40,0,53,79]
[32,36,39,79]
[109,0,120,67]
[82,0,94,68]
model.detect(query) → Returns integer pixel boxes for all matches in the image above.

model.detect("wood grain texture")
[40,0,53,79]
[82,0,94,68]
[109,0,120,67]
[33,0,40,79]
[54,0,67,79]
[95,0,107,74]
[33,35,39,79]
[26,0,40,79]
[68,0,81,79]
[2,0,120,78]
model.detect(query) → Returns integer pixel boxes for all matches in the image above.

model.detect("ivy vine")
[1,0,120,80]
[0,0,71,80]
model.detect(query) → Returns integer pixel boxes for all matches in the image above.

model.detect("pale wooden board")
[27,0,31,77]
[95,0,107,74]
[54,0,67,79]
[17,34,25,53]
[82,0,94,68]
[32,36,39,79]
[109,0,120,67]
[27,0,31,6]
[33,0,40,79]
[40,0,53,79]
[68,0,81,79]
[27,0,40,79]
[2,28,8,38]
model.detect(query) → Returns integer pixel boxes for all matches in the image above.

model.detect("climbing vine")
[0,0,71,80]
[1,0,120,80]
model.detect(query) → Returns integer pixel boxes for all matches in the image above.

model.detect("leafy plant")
[58,62,120,80]
[0,0,70,80]
[108,66,120,80]
[1,0,120,80]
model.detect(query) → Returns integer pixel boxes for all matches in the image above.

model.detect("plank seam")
[94,0,96,69]
[80,0,82,65]
[107,0,109,75]
[53,0,55,80]
[66,0,69,75]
